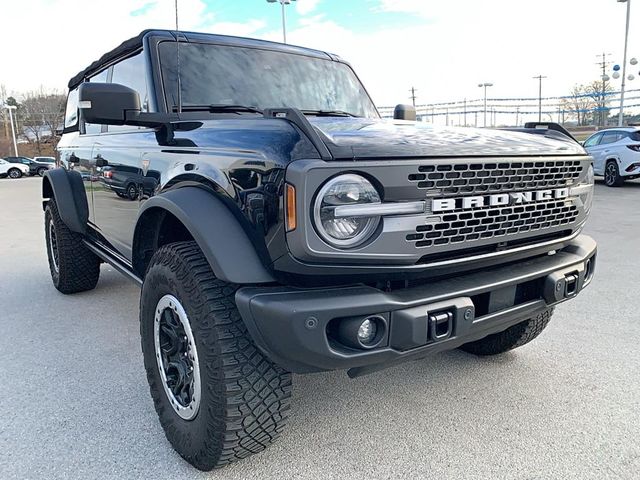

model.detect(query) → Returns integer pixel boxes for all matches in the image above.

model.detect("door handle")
[95,156,108,167]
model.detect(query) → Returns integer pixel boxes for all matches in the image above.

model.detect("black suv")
[4,156,52,176]
[43,30,597,470]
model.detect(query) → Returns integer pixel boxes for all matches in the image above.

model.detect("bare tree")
[561,84,594,127]
[19,88,66,154]
[585,79,614,128]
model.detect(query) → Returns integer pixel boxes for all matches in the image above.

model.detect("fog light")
[357,318,378,345]
[335,314,386,349]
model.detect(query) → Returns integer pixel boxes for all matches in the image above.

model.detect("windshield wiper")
[172,104,263,114]
[300,109,358,117]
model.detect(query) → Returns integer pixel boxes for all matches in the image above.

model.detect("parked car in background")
[0,158,30,178]
[33,156,56,166]
[3,156,54,177]
[583,127,640,186]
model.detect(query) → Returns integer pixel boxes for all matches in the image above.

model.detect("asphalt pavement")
[1,176,638,480]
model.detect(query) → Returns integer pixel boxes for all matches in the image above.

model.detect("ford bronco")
[43,30,597,470]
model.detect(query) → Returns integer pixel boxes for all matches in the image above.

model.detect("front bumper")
[236,235,596,376]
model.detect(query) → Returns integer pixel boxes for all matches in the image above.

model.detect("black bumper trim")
[236,235,596,375]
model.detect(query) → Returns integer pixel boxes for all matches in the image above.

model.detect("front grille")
[405,199,579,248]
[408,160,584,196]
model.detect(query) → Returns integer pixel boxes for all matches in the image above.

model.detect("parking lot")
[0,175,638,480]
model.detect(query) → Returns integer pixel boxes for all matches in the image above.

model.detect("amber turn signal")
[285,183,297,232]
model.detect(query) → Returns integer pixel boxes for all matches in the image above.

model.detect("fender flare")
[135,187,276,284]
[42,168,88,234]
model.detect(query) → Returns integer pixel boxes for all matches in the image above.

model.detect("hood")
[307,117,585,159]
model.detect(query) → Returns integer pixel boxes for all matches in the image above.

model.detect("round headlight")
[313,174,381,248]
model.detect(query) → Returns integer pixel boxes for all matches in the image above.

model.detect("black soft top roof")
[68,29,334,90]
[68,30,153,89]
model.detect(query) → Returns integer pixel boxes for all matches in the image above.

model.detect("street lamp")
[3,105,18,156]
[478,82,493,127]
[267,0,297,44]
[617,0,631,126]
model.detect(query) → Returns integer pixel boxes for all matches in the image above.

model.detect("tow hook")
[429,311,453,341]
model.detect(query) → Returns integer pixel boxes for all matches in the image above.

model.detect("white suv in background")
[0,158,30,179]
[583,127,640,187]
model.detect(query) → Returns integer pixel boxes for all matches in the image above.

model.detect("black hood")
[307,117,585,159]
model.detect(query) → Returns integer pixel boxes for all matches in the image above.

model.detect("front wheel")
[140,241,292,471]
[604,160,624,187]
[459,309,553,356]
[44,200,100,293]
[8,168,22,179]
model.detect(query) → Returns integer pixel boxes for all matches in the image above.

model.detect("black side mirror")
[393,104,416,121]
[79,82,140,125]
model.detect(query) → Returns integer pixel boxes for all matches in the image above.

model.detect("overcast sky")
[2,0,639,107]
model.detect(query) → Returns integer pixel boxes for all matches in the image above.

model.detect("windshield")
[158,41,378,118]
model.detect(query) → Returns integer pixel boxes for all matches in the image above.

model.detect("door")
[594,131,623,173]
[583,132,604,174]
[90,52,152,260]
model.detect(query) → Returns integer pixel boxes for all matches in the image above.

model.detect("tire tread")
[141,241,291,470]
[460,309,553,356]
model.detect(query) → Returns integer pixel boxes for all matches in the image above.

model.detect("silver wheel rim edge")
[154,294,201,421]
[605,163,616,185]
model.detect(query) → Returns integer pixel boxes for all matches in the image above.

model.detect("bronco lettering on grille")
[432,188,569,213]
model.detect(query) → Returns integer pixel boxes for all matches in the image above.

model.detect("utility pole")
[5,106,18,156]
[515,106,520,127]
[409,87,417,107]
[463,98,467,127]
[478,82,493,127]
[618,0,631,126]
[596,52,612,127]
[532,75,547,122]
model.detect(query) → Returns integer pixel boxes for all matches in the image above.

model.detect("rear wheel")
[37,167,47,177]
[459,309,553,356]
[8,168,22,179]
[140,241,292,471]
[44,200,100,294]
[604,160,624,187]
[126,183,138,200]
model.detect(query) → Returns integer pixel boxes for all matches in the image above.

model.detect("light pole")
[4,105,18,156]
[267,0,297,44]
[533,75,547,122]
[478,82,493,127]
[618,0,631,126]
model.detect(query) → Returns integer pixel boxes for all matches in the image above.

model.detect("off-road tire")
[44,200,100,294]
[459,309,553,356]
[140,241,292,471]
[8,168,22,179]
[604,160,624,187]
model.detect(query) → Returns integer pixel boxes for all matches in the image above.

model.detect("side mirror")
[393,104,416,121]
[78,82,140,125]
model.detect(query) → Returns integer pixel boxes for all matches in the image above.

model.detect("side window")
[600,132,622,145]
[109,52,150,133]
[64,88,79,131]
[583,133,602,147]
[84,69,110,135]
